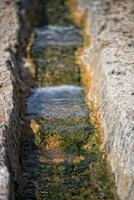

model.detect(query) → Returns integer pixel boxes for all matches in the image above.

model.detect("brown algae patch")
[67,0,92,99]
[19,0,116,199]
[67,0,104,127]
[67,0,91,46]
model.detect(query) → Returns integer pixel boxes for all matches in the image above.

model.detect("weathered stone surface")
[0,0,42,198]
[0,1,20,199]
[76,0,134,199]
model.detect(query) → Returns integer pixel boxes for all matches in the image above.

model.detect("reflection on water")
[19,0,115,199]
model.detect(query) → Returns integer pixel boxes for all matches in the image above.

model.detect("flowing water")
[19,0,115,199]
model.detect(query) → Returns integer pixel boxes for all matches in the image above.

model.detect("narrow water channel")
[19,0,115,199]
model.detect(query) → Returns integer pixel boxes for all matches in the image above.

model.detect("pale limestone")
[77,0,134,199]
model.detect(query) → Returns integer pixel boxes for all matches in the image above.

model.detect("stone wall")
[0,0,40,199]
[0,1,20,199]
[77,0,134,200]
[0,0,44,200]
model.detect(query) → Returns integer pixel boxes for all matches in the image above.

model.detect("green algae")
[28,117,115,200]
[20,0,116,199]
[31,47,81,86]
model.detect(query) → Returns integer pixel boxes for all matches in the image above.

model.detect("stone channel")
[18,0,116,199]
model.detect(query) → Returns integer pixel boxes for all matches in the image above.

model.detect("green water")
[19,0,115,199]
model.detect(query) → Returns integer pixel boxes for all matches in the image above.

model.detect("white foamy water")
[33,25,83,48]
[27,85,89,119]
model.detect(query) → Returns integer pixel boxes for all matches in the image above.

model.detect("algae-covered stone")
[30,25,82,86]
[25,83,115,199]
[21,0,116,199]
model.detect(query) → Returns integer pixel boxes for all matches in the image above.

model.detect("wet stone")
[22,81,115,200]
[33,26,83,49]
[30,25,82,86]
[27,86,89,119]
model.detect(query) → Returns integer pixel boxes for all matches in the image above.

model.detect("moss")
[30,41,81,86]
[22,0,116,199]
[27,116,115,200]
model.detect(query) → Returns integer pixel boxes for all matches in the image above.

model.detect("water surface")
[19,0,115,199]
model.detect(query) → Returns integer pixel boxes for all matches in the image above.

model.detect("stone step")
[30,25,82,86]
[32,25,82,49]
[27,86,89,120]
